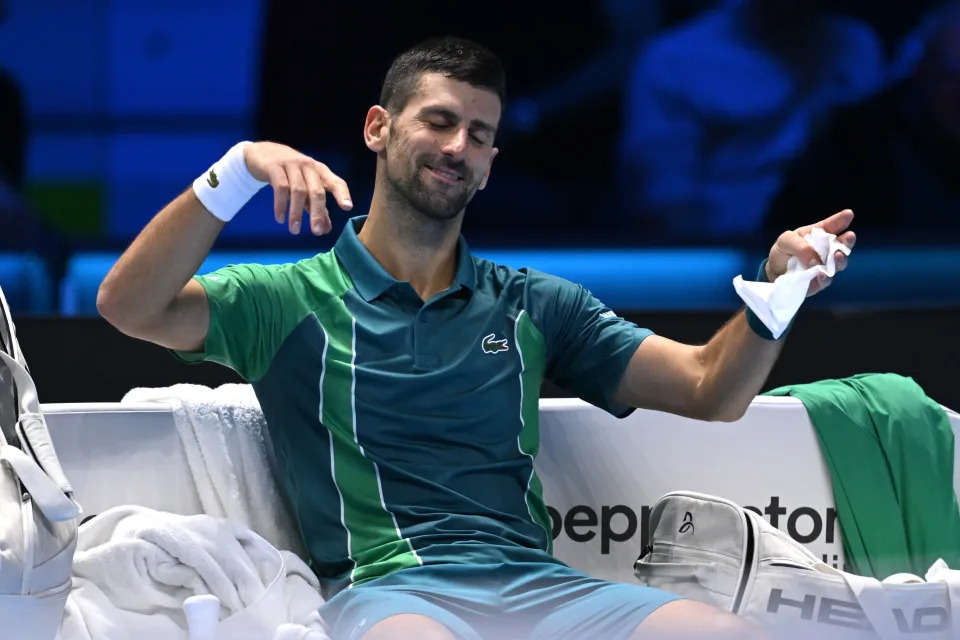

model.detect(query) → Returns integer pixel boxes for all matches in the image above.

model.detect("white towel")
[733,228,852,339]
[273,623,331,640]
[57,505,329,640]
[122,383,306,558]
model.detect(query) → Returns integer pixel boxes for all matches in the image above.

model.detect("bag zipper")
[21,491,35,594]
[766,560,817,570]
[643,542,741,565]
[730,514,755,612]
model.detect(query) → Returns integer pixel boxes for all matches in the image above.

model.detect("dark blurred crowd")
[256,0,959,244]
[0,0,52,255]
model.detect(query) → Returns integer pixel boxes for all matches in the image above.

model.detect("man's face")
[382,73,500,221]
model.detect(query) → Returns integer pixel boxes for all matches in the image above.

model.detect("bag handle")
[0,445,80,522]
[0,284,81,523]
[0,283,26,369]
[0,349,80,508]
[0,287,24,445]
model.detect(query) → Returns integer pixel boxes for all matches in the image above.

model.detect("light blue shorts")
[318,561,683,640]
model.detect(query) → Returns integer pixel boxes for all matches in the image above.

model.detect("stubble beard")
[382,127,482,223]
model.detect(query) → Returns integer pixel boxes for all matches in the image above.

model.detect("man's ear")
[479,147,498,191]
[364,106,390,153]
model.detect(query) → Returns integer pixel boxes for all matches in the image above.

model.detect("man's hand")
[243,142,353,235]
[765,209,857,296]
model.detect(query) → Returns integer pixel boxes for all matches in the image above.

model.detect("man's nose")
[441,127,468,157]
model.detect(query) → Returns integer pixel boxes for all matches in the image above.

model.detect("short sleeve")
[525,269,652,417]
[170,263,293,381]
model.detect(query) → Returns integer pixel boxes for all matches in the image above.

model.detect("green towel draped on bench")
[764,373,960,579]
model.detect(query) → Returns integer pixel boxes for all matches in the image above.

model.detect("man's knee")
[633,599,772,640]
[360,613,457,640]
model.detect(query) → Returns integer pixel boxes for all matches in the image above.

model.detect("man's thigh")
[322,588,484,640]
[511,563,684,640]
[318,565,510,640]
[638,600,771,640]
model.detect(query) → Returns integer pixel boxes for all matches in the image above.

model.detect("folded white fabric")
[122,383,306,558]
[182,597,328,640]
[57,505,328,640]
[926,558,960,585]
[733,227,852,339]
[273,623,331,640]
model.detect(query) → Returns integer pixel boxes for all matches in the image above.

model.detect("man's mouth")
[425,165,464,183]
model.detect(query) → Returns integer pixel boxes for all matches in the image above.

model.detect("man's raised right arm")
[96,141,353,352]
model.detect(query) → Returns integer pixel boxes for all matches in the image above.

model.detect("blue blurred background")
[1,0,959,316]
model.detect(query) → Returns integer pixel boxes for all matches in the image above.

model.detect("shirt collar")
[334,216,477,302]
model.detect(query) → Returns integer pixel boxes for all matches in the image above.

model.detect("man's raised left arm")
[612,209,856,422]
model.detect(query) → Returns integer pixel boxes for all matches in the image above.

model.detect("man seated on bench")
[97,36,854,640]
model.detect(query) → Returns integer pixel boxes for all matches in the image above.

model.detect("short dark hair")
[379,36,506,115]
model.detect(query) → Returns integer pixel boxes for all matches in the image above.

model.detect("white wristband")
[192,141,268,222]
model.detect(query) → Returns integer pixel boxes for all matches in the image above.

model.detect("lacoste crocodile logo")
[481,333,509,354]
[206,169,219,188]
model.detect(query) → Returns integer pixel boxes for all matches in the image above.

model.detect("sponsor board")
[536,398,874,583]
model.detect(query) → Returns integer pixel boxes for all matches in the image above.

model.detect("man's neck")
[358,192,462,302]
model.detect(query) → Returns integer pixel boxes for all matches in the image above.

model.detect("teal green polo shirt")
[173,216,653,597]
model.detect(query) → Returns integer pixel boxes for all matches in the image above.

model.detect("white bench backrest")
[45,397,960,585]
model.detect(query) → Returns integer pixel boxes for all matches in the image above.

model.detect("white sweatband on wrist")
[192,141,268,222]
